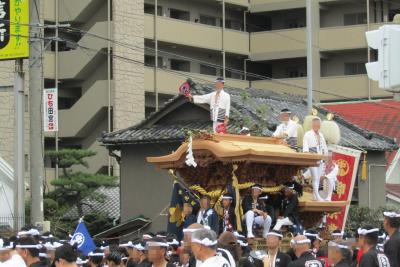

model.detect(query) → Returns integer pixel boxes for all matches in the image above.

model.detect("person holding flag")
[187,77,231,134]
[70,218,96,256]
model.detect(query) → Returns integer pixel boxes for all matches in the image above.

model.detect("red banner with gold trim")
[326,145,361,231]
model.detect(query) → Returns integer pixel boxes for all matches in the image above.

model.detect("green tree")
[46,149,117,218]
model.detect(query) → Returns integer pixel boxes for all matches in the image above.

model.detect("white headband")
[252,186,262,191]
[191,238,217,247]
[142,234,153,239]
[237,240,248,247]
[221,196,233,200]
[39,253,49,258]
[378,233,386,239]
[17,229,41,237]
[41,234,54,239]
[266,232,283,238]
[133,243,146,251]
[304,232,322,241]
[234,232,245,239]
[100,246,109,250]
[76,258,88,265]
[383,211,400,218]
[357,228,379,235]
[168,239,180,246]
[119,241,134,248]
[183,228,201,233]
[290,239,311,245]
[146,241,169,248]
[88,252,105,257]
[16,244,42,249]
[332,231,344,237]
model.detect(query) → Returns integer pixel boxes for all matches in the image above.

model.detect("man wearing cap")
[188,77,230,133]
[303,117,328,201]
[147,237,175,267]
[16,236,47,267]
[197,195,219,234]
[190,228,230,267]
[252,230,291,267]
[383,211,400,267]
[220,193,237,234]
[273,183,300,233]
[358,225,391,267]
[273,109,298,150]
[287,235,323,267]
[242,184,273,239]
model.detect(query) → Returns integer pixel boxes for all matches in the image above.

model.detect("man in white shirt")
[303,117,328,201]
[188,77,230,133]
[190,229,230,267]
[273,109,298,150]
[319,152,339,201]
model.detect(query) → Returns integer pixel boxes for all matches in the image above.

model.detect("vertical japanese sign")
[0,0,29,60]
[43,88,58,132]
[326,145,361,231]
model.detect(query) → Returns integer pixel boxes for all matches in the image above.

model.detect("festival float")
[146,132,348,234]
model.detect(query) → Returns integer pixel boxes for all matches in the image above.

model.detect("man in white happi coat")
[188,77,230,133]
[273,108,298,150]
[303,117,328,201]
[319,152,339,201]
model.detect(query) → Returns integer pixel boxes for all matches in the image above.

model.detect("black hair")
[17,236,39,258]
[360,225,379,246]
[115,246,129,257]
[106,252,122,265]
[338,247,352,264]
[54,243,78,263]
[89,248,104,266]
[386,216,400,229]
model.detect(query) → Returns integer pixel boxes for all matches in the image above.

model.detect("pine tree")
[46,149,117,217]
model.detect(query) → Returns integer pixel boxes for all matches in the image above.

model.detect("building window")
[200,64,217,76]
[284,18,305,29]
[169,8,190,21]
[144,3,162,15]
[170,59,190,72]
[286,67,306,78]
[145,55,163,68]
[344,63,366,75]
[199,15,217,26]
[344,13,367,26]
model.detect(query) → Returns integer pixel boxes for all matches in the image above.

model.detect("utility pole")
[29,0,45,228]
[14,59,25,231]
[306,0,320,113]
[154,0,159,111]
[222,0,226,79]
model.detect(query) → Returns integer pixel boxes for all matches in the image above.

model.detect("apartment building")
[1,0,399,179]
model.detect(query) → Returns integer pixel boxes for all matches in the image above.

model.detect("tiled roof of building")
[323,100,400,143]
[100,82,397,152]
[64,186,120,220]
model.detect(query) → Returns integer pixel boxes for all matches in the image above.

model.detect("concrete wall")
[120,142,181,232]
[358,151,387,209]
[112,0,145,131]
[321,49,367,77]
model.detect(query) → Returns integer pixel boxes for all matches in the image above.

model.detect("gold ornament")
[169,204,184,226]
[336,159,350,177]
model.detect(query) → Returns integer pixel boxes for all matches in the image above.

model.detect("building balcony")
[251,74,392,101]
[144,67,249,95]
[145,14,249,56]
[250,23,384,61]
[250,0,341,13]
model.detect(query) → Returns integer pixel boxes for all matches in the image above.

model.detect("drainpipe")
[367,164,386,207]
[154,0,159,111]
[107,0,112,176]
[222,0,226,79]
[367,0,371,101]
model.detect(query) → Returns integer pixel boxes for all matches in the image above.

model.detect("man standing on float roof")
[273,108,298,150]
[303,117,328,201]
[188,77,230,133]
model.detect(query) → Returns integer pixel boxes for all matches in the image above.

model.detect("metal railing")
[0,215,26,233]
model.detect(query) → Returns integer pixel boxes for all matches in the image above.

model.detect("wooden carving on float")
[147,133,348,228]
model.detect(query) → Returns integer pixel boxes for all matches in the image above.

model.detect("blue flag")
[70,221,96,256]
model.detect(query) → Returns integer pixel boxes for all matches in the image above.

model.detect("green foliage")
[345,205,396,233]
[44,149,117,234]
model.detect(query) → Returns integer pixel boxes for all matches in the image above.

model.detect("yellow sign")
[336,159,350,177]
[0,0,29,60]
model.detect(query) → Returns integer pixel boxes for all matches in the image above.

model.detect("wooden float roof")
[147,134,324,169]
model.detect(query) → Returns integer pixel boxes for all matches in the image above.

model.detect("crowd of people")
[0,210,399,267]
